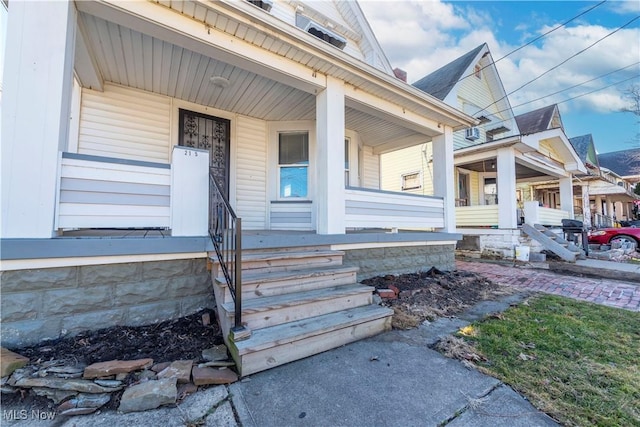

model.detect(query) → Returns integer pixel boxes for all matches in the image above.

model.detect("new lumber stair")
[521,223,585,262]
[210,247,393,377]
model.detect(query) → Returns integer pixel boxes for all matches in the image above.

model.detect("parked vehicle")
[618,220,640,228]
[588,227,640,246]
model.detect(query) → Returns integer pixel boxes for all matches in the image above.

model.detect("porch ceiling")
[75,11,434,149]
[458,158,548,180]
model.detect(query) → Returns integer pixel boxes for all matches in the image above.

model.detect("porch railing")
[209,170,243,331]
[593,213,614,229]
[455,205,499,227]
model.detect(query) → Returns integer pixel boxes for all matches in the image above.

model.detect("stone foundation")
[1,259,213,348]
[342,244,455,280]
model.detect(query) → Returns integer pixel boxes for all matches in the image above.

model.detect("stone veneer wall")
[342,244,456,280]
[1,259,213,348]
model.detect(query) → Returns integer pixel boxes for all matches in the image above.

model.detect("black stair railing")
[209,170,243,331]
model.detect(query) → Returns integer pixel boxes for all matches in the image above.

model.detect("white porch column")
[581,184,592,229]
[315,76,345,234]
[559,176,574,219]
[606,199,614,219]
[432,127,455,233]
[496,148,517,229]
[1,1,76,238]
[595,195,603,215]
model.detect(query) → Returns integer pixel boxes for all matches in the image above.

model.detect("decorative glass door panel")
[178,109,230,198]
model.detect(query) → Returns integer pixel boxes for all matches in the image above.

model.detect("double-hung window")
[278,132,309,198]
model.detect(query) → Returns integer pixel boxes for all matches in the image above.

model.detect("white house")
[0,0,475,375]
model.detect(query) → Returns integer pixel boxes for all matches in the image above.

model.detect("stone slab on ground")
[1,347,29,377]
[83,359,153,379]
[157,360,193,383]
[447,384,558,426]
[192,366,238,385]
[117,378,177,413]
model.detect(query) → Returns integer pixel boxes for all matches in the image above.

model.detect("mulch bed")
[14,308,222,366]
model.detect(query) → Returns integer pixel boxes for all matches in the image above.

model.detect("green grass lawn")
[459,294,640,427]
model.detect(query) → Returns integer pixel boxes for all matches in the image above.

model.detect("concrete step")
[221,284,374,330]
[214,265,359,303]
[230,305,393,377]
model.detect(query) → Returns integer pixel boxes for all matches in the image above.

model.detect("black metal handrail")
[209,170,243,331]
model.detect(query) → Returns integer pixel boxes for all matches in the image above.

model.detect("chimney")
[393,68,407,82]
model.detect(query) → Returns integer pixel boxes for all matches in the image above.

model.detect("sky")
[359,0,640,154]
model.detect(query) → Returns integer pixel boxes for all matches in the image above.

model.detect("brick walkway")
[456,260,640,312]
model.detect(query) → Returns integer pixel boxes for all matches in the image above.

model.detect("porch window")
[484,177,498,205]
[457,172,469,206]
[279,132,309,198]
[401,172,421,191]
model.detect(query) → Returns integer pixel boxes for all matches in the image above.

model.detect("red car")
[588,227,640,246]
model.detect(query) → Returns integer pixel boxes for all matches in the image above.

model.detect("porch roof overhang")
[73,0,476,151]
[453,134,579,181]
[520,128,587,175]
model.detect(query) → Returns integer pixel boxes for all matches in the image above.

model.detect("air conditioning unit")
[465,127,480,141]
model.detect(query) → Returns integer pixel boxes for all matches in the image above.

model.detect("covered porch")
[2,0,474,243]
[454,130,586,230]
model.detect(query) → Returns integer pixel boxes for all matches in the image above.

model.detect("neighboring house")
[0,1,475,374]
[381,44,586,258]
[596,148,640,224]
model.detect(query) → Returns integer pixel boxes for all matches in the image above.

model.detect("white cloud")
[361,0,640,117]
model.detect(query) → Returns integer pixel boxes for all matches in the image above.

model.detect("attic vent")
[245,0,273,12]
[476,115,491,125]
[296,14,347,49]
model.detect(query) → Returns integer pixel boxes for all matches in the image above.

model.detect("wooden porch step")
[230,305,393,377]
[214,265,359,303]
[221,284,374,330]
[241,250,345,273]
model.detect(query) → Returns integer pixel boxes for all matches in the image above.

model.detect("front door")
[178,109,230,198]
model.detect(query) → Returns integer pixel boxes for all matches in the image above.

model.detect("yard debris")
[518,352,537,361]
[433,335,486,363]
[363,269,513,326]
[1,309,232,416]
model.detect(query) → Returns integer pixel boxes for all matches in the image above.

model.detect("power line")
[488,62,640,118]
[473,14,640,116]
[469,73,640,135]
[459,0,608,83]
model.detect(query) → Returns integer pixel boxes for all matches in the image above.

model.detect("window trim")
[401,171,422,191]
[269,121,315,202]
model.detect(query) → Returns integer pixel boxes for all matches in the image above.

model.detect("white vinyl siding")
[78,84,171,162]
[236,116,268,230]
[380,145,433,195]
[57,154,170,229]
[361,145,380,189]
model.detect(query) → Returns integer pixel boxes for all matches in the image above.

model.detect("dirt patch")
[362,267,512,329]
[12,308,222,366]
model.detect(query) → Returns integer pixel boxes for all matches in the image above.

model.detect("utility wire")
[467,73,640,134]
[473,14,640,116]
[416,0,608,98]
[458,0,608,83]
[487,62,640,118]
